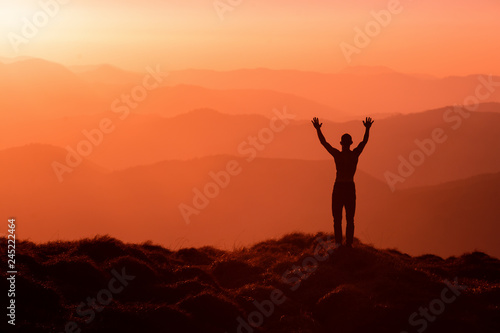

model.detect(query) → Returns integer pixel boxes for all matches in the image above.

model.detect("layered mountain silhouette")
[2,57,500,267]
[163,68,500,115]
[3,58,500,120]
[0,59,106,120]
[2,104,500,189]
[1,144,499,258]
[1,233,498,333]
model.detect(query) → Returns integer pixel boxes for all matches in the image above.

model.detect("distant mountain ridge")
[1,144,499,258]
[2,58,500,119]
[2,103,499,190]
[163,68,500,115]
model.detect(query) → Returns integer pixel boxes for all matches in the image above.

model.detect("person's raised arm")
[355,117,374,153]
[311,117,337,156]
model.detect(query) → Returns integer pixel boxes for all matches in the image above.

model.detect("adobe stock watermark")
[51,65,167,183]
[340,0,408,64]
[384,74,500,191]
[214,0,243,21]
[229,235,338,333]
[56,266,135,333]
[179,107,295,224]
[7,0,72,54]
[400,277,467,333]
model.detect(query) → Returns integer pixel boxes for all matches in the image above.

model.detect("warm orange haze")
[2,58,500,257]
[1,0,500,256]
[2,1,500,76]
[1,1,500,332]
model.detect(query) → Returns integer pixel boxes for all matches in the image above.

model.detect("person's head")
[340,133,353,148]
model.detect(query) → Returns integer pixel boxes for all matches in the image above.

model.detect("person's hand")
[311,117,322,130]
[363,117,374,129]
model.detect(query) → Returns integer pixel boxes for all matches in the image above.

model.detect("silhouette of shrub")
[147,280,216,304]
[199,246,225,258]
[327,246,379,273]
[126,246,153,263]
[314,284,373,331]
[141,240,173,255]
[141,305,199,332]
[253,232,318,254]
[236,283,277,300]
[75,236,126,263]
[251,234,318,262]
[174,266,217,286]
[272,259,301,275]
[293,262,345,306]
[15,275,62,323]
[268,312,324,333]
[452,252,500,282]
[17,253,45,278]
[142,250,176,273]
[178,292,242,332]
[212,259,264,289]
[106,256,158,300]
[387,248,411,258]
[176,247,213,265]
[415,254,449,276]
[417,254,445,261]
[44,256,106,302]
[37,240,74,257]
[175,279,217,297]
[233,283,288,315]
[107,255,157,281]
[85,305,198,333]
[250,240,285,255]
[7,233,500,333]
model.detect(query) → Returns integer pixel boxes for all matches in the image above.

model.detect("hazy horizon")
[2,1,500,76]
[2,56,500,79]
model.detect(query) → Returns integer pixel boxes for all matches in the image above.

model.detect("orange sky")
[1,0,499,76]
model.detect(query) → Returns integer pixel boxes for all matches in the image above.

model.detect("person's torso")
[333,150,359,182]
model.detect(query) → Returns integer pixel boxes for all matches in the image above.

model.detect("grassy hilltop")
[1,233,499,333]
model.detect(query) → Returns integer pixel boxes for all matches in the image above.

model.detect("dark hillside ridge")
[1,233,499,333]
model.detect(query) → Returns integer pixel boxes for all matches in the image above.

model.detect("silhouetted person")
[312,117,374,248]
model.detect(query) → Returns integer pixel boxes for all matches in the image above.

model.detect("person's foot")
[345,243,352,249]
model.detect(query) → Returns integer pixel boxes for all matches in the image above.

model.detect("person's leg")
[332,184,343,245]
[345,183,356,247]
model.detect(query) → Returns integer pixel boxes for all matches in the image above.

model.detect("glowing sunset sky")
[0,0,499,76]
